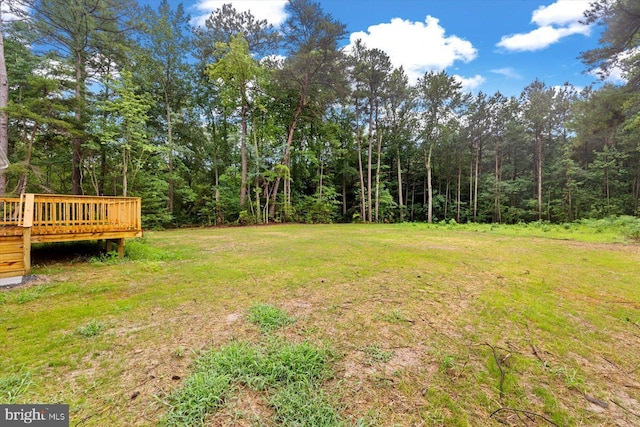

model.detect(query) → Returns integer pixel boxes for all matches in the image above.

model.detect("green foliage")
[4,0,640,229]
[247,304,295,333]
[76,320,107,338]
[296,187,341,224]
[579,215,640,240]
[125,238,172,261]
[88,251,120,265]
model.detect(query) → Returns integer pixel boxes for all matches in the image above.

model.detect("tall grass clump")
[162,337,339,425]
[247,303,295,333]
[0,371,33,403]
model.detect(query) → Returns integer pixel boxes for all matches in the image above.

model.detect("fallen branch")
[531,344,547,366]
[490,407,560,426]
[485,342,505,402]
[584,394,608,408]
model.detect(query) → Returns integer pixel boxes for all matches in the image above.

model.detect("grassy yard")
[1,223,639,426]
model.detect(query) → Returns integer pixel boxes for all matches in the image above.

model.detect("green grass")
[0,371,33,404]
[362,345,394,364]
[1,223,639,425]
[75,320,107,338]
[247,303,296,333]
[162,336,338,426]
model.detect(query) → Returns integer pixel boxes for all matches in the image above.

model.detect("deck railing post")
[22,194,34,275]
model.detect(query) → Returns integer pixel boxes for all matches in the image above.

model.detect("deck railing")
[1,194,141,234]
[0,197,22,226]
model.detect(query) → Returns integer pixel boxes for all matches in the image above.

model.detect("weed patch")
[75,320,107,338]
[161,311,340,426]
[247,303,295,333]
[362,345,394,364]
[0,371,32,403]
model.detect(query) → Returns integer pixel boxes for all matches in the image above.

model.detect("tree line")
[0,0,638,227]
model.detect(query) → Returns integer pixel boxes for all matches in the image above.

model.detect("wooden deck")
[1,194,142,280]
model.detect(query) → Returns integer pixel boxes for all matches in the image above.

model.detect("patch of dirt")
[206,386,274,426]
[339,345,432,380]
[0,274,50,290]
[97,303,262,425]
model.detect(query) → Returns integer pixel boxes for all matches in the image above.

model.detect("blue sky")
[177,0,617,96]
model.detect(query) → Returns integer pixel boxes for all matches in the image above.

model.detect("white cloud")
[490,67,522,79]
[588,65,627,84]
[588,48,638,84]
[497,0,592,52]
[193,0,288,28]
[347,16,477,82]
[531,0,591,26]
[454,74,485,92]
[1,0,29,22]
[600,66,628,84]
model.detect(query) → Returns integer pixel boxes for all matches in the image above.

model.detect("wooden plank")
[0,258,22,266]
[23,194,34,228]
[0,237,23,248]
[0,263,24,273]
[0,227,23,237]
[31,230,142,244]
[0,255,23,265]
[0,270,25,279]
[0,245,23,253]
[1,248,24,257]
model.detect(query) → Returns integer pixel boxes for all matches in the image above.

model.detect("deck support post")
[22,228,31,275]
[106,238,125,258]
[22,194,34,276]
[116,238,125,258]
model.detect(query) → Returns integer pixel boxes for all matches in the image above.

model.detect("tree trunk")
[634,160,640,216]
[165,94,174,213]
[494,138,502,223]
[0,9,8,196]
[374,131,382,222]
[474,143,480,222]
[469,154,473,222]
[367,102,374,222]
[16,122,39,194]
[318,139,324,198]
[122,147,128,197]
[444,178,449,220]
[456,164,461,223]
[536,135,543,220]
[254,129,261,223]
[355,101,366,220]
[426,143,433,223]
[270,95,304,217]
[410,181,415,221]
[397,148,403,222]
[72,50,85,195]
[240,103,248,208]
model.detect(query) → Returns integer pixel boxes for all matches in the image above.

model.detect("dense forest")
[0,0,639,227]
